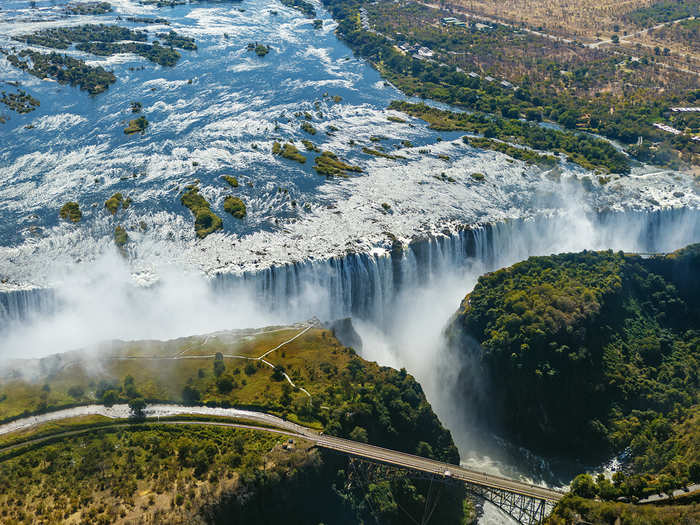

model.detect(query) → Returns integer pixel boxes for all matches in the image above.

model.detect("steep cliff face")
[447,245,700,463]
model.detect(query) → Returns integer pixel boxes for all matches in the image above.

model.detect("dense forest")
[447,244,700,499]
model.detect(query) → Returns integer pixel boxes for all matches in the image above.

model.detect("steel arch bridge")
[343,456,559,525]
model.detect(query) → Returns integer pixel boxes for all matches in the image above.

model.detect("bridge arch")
[343,456,558,525]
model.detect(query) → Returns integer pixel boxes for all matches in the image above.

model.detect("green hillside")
[448,245,700,498]
[0,324,473,524]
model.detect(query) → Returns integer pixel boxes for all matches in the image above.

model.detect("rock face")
[325,317,363,352]
[446,244,700,461]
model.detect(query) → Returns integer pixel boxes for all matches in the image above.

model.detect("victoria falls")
[0,0,699,523]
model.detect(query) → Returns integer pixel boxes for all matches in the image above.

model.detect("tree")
[279,382,293,406]
[596,474,618,500]
[67,385,84,399]
[193,449,210,478]
[689,462,700,483]
[182,384,200,404]
[124,375,139,398]
[349,426,369,443]
[128,397,147,419]
[272,365,286,381]
[570,474,597,499]
[216,376,234,394]
[416,441,434,459]
[213,360,225,377]
[102,389,119,407]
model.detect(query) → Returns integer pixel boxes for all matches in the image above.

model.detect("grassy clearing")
[0,326,350,426]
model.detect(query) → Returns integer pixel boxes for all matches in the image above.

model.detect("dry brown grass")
[449,0,657,38]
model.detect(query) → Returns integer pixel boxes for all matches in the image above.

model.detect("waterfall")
[210,207,700,322]
[1,208,699,330]
[0,288,57,326]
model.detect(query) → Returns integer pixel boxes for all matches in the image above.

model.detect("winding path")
[108,321,316,396]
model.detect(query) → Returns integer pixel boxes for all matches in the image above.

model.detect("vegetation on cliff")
[545,494,700,525]
[0,326,473,524]
[449,244,700,496]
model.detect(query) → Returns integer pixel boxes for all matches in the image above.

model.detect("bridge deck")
[314,435,565,503]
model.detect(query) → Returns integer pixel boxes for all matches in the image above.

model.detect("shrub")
[59,202,82,223]
[67,386,84,399]
[571,474,598,499]
[182,385,200,403]
[223,196,246,219]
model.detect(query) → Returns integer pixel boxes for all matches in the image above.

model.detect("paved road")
[0,404,564,503]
